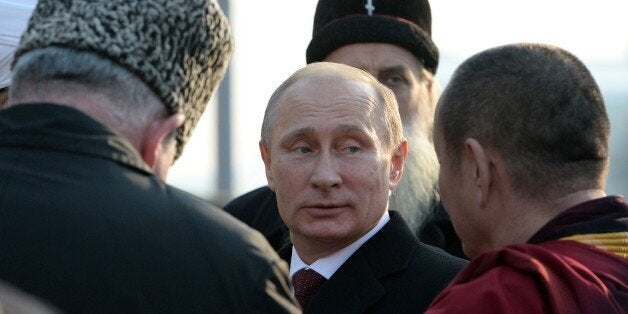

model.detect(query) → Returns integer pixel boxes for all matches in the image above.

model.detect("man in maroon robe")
[427,43,627,313]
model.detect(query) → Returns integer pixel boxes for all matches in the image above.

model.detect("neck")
[551,188,607,210]
[291,236,356,265]
[488,188,607,255]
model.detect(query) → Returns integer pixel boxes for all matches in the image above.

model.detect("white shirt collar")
[290,211,390,279]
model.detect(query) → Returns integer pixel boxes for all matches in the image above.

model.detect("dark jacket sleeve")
[224,186,290,251]
[175,192,301,313]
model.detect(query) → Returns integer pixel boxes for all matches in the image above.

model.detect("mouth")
[302,204,349,217]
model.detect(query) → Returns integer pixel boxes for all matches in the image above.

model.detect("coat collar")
[0,103,153,175]
[528,196,628,244]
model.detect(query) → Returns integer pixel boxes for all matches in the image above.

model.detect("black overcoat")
[0,104,299,313]
[280,211,467,313]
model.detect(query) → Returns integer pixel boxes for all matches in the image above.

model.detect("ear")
[464,138,491,209]
[141,113,185,169]
[389,139,409,191]
[259,141,275,191]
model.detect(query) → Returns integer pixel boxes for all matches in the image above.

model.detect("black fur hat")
[306,0,438,74]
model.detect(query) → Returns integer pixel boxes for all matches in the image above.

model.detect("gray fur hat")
[14,0,234,159]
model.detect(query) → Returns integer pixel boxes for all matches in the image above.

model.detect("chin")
[298,222,355,243]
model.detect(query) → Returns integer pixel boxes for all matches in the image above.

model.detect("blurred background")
[166,0,628,205]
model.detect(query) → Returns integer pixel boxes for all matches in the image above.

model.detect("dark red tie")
[292,268,327,308]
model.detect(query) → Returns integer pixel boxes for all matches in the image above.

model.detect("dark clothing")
[418,202,465,258]
[225,186,290,251]
[225,185,466,258]
[427,196,628,313]
[0,104,299,313]
[280,211,467,313]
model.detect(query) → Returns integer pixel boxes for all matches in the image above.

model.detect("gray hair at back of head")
[261,62,403,150]
[10,47,165,134]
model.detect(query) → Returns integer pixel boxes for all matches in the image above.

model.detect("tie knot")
[292,268,327,308]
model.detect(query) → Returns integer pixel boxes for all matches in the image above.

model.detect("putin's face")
[261,74,405,254]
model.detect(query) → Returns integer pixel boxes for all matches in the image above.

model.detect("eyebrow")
[334,124,369,135]
[378,65,411,75]
[282,127,315,142]
[280,124,369,142]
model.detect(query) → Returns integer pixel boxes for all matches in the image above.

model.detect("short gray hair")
[11,47,164,134]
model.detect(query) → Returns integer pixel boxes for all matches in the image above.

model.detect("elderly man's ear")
[141,113,185,179]
[389,139,409,191]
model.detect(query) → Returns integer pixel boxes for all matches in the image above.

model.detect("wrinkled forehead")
[273,75,386,138]
[285,73,378,104]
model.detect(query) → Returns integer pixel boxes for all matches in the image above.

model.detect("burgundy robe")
[427,196,628,313]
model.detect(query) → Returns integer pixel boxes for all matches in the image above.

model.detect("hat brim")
[306,15,438,74]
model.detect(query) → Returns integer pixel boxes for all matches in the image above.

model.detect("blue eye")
[388,76,403,83]
[296,147,312,153]
[345,146,360,153]
[382,75,406,88]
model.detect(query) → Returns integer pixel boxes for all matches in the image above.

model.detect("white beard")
[389,123,440,235]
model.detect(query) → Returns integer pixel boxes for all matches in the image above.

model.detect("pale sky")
[168,0,628,200]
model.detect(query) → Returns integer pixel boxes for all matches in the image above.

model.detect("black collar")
[0,103,153,175]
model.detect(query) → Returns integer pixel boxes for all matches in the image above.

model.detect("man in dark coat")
[225,0,465,259]
[259,62,466,312]
[0,0,299,312]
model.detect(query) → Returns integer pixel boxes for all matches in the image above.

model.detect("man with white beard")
[225,0,465,258]
[392,119,441,237]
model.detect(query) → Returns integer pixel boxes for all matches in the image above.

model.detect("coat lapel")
[306,251,385,313]
[304,211,417,312]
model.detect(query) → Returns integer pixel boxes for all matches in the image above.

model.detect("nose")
[310,151,342,190]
